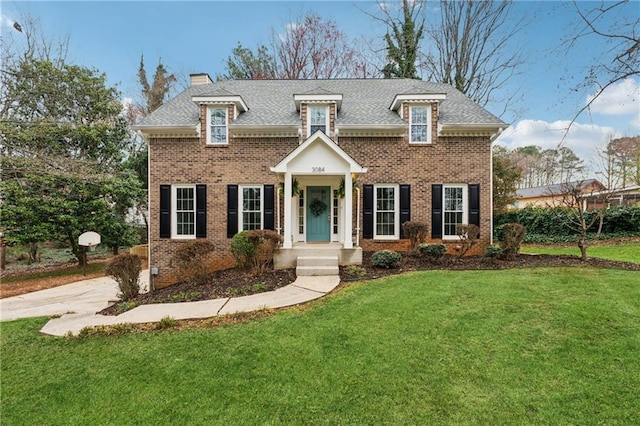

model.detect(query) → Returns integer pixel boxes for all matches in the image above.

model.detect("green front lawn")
[521,242,640,263]
[2,268,639,424]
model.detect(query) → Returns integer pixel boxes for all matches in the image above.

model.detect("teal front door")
[307,186,331,242]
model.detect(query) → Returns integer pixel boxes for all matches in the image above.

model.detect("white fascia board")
[191,95,249,112]
[293,93,343,110]
[133,125,198,137]
[389,93,447,111]
[439,123,505,137]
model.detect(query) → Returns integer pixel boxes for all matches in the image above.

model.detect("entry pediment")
[271,131,367,174]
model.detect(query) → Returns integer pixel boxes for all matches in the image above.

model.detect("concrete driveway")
[0,271,149,322]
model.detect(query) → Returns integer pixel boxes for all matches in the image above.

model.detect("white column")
[283,171,293,248]
[343,172,353,249]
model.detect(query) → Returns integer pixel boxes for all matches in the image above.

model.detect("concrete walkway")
[0,271,148,322]
[1,272,340,337]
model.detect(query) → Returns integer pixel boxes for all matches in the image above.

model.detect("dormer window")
[308,106,328,135]
[410,105,431,144]
[208,107,228,145]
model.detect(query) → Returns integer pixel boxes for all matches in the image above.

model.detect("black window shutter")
[399,184,411,238]
[431,184,443,239]
[227,185,238,238]
[195,184,207,238]
[469,184,480,228]
[363,184,374,239]
[263,184,275,230]
[159,185,171,238]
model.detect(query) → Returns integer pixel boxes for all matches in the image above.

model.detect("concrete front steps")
[296,256,339,276]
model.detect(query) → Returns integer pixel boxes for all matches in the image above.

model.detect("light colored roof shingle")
[140,79,505,128]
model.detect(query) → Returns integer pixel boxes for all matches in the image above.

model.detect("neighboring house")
[584,185,640,209]
[136,75,505,287]
[512,179,606,210]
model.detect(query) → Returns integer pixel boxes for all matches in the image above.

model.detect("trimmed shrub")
[371,250,402,269]
[499,223,526,260]
[485,246,503,258]
[231,230,282,275]
[418,243,446,260]
[230,232,256,269]
[106,254,142,301]
[402,221,428,252]
[172,240,216,283]
[245,229,282,275]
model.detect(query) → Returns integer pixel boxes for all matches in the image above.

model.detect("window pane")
[444,186,464,236]
[242,187,262,231]
[310,107,326,124]
[411,106,428,124]
[411,125,428,142]
[175,187,195,236]
[309,107,327,134]
[310,124,326,134]
[211,126,226,143]
[298,190,305,234]
[209,108,227,144]
[375,186,396,237]
[210,108,226,124]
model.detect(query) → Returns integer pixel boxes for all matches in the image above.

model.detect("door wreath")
[310,198,328,216]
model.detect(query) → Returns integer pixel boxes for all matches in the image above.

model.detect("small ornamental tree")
[457,224,480,258]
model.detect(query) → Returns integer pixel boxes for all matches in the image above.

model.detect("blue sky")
[2,1,639,174]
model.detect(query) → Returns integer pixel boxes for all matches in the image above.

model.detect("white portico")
[271,131,366,268]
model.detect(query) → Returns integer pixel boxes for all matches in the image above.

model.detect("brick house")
[136,75,505,287]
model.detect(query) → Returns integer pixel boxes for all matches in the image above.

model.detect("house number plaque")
[312,167,325,173]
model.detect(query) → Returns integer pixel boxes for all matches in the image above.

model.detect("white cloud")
[495,119,620,173]
[586,77,640,116]
[1,13,15,28]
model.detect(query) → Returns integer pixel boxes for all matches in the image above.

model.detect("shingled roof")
[139,78,505,129]
[516,179,605,198]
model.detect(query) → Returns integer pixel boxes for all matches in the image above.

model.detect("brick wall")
[149,120,492,287]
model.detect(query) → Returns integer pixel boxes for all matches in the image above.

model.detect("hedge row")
[494,206,640,243]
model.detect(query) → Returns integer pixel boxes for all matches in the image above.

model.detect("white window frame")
[374,184,399,240]
[239,185,263,231]
[409,104,432,144]
[207,106,228,145]
[307,105,329,136]
[443,184,468,240]
[172,185,196,239]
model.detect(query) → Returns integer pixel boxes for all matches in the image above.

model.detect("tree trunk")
[578,238,588,261]
[112,246,119,255]
[28,242,38,264]
[0,238,6,270]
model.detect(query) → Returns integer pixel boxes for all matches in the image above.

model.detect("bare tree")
[556,180,613,261]
[0,12,69,117]
[220,12,369,80]
[565,1,639,125]
[422,0,524,111]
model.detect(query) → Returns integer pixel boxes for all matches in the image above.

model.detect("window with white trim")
[374,184,399,239]
[298,190,305,234]
[240,186,262,231]
[409,105,431,144]
[308,106,328,135]
[443,184,467,238]
[173,185,195,238]
[208,107,228,144]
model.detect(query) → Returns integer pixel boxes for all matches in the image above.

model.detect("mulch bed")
[99,251,640,316]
